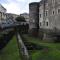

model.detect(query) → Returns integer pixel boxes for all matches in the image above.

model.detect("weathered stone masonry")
[29,2,39,30]
[29,0,60,41]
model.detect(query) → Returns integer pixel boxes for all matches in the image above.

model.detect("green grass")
[0,36,21,60]
[1,34,60,60]
[23,34,60,60]
[32,50,60,60]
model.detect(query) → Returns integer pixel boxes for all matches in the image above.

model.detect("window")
[46,22,48,26]
[40,22,41,26]
[40,14,41,18]
[52,0,55,3]
[52,10,55,15]
[58,9,60,14]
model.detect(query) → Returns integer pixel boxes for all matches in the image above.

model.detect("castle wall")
[29,0,60,41]
[29,2,39,30]
[48,0,60,30]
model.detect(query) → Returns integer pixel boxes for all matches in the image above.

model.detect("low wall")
[39,28,60,42]
[28,28,39,37]
[28,28,60,42]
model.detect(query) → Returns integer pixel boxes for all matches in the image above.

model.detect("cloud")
[3,2,20,14]
[29,0,40,3]
[17,0,26,2]
[1,0,40,14]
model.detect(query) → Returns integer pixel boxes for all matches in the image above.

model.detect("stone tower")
[29,2,39,30]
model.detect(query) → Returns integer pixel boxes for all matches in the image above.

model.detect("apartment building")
[0,4,7,21]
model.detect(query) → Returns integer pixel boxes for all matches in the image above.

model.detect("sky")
[0,0,40,15]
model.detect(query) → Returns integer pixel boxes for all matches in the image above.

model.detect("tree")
[15,16,26,22]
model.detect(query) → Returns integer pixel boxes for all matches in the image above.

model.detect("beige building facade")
[0,4,7,21]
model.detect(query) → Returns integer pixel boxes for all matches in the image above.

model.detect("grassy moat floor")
[23,34,60,60]
[0,36,20,60]
[0,34,60,60]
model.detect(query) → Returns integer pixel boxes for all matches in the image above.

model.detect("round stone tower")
[29,2,39,30]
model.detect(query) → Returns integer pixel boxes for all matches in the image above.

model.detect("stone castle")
[29,0,60,40]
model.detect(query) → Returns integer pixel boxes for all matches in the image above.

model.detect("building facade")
[0,4,7,21]
[29,0,60,30]
[0,4,19,24]
[39,0,49,29]
[29,2,39,30]
[39,0,60,30]
[20,13,29,24]
[29,0,60,40]
[6,13,19,20]
[48,0,60,30]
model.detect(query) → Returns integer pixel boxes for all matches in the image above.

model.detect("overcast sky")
[0,0,40,14]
